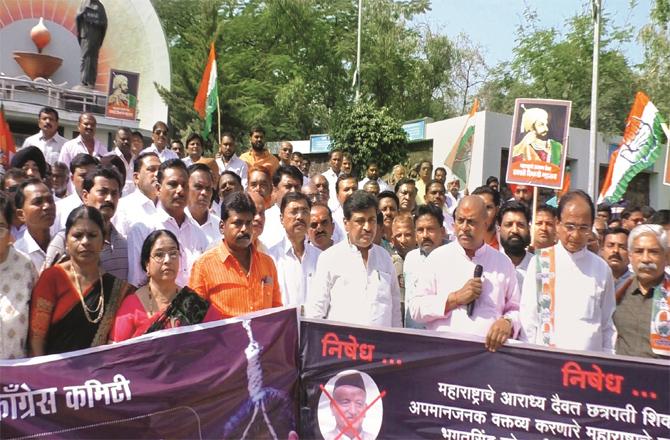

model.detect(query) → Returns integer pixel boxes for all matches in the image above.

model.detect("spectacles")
[153,129,168,135]
[562,223,591,234]
[150,250,180,262]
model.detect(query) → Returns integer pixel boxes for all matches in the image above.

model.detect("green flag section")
[598,92,667,204]
[444,98,479,183]
[193,43,218,136]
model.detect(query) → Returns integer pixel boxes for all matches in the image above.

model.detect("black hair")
[82,166,123,193]
[641,205,656,219]
[156,159,188,184]
[152,121,169,133]
[280,191,311,214]
[536,203,557,218]
[0,192,13,225]
[185,132,204,147]
[65,205,105,238]
[291,151,303,159]
[170,139,184,147]
[249,126,265,136]
[426,179,446,194]
[131,130,144,139]
[221,191,256,221]
[328,149,342,159]
[38,106,59,120]
[14,177,46,209]
[597,203,612,215]
[220,170,242,186]
[416,203,444,226]
[99,156,126,185]
[419,159,433,168]
[394,177,415,194]
[647,209,670,227]
[603,227,629,241]
[1,169,27,190]
[221,131,236,140]
[188,162,214,178]
[621,205,643,219]
[434,166,447,175]
[377,190,399,208]
[69,153,99,174]
[133,151,160,173]
[140,229,180,273]
[486,176,499,185]
[472,185,501,207]
[116,126,132,136]
[498,200,530,225]
[335,173,356,194]
[343,190,378,220]
[272,165,303,188]
[557,190,595,223]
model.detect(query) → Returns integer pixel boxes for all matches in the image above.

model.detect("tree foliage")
[152,0,456,149]
[480,7,637,135]
[638,0,670,118]
[330,101,408,175]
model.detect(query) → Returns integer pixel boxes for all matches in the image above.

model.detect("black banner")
[300,320,669,440]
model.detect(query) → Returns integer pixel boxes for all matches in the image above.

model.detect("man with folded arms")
[409,196,519,352]
[520,190,616,353]
[614,224,669,358]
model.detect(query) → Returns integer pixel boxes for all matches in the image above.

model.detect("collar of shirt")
[154,204,194,229]
[279,235,314,259]
[630,275,663,297]
[216,240,257,265]
[556,240,589,261]
[454,240,488,261]
[112,147,134,167]
[19,230,43,255]
[129,188,155,208]
[185,206,218,228]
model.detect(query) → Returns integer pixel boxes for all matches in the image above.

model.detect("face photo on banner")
[317,369,383,440]
[506,98,571,189]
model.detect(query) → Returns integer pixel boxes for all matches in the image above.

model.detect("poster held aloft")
[505,98,572,190]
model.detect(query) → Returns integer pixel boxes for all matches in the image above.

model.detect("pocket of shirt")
[578,287,601,322]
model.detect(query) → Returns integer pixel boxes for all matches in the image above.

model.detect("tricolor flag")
[598,92,667,204]
[193,43,219,136]
[445,98,479,183]
[0,103,16,168]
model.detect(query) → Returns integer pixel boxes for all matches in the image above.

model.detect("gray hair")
[628,224,668,254]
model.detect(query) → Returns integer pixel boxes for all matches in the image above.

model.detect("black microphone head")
[474,264,483,278]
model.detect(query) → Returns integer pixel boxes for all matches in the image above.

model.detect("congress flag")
[598,92,667,204]
[0,103,16,167]
[193,43,218,136]
[444,98,479,183]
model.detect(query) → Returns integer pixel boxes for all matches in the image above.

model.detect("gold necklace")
[70,265,104,324]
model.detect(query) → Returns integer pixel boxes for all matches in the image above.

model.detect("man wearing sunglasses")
[140,121,179,162]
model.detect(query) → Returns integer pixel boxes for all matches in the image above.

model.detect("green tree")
[638,0,670,118]
[330,101,408,176]
[480,7,637,135]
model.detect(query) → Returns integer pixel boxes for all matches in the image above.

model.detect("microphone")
[467,264,483,317]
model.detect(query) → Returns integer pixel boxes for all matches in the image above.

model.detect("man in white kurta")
[520,190,617,353]
[268,192,321,306]
[409,196,520,351]
[306,191,401,327]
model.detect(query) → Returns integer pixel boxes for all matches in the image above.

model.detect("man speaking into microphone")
[408,196,520,352]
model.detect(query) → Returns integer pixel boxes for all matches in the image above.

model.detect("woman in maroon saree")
[29,206,131,356]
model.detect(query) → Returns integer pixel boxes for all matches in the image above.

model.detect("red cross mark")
[320,383,386,440]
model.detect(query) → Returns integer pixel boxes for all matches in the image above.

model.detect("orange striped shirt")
[189,242,282,318]
[239,149,280,177]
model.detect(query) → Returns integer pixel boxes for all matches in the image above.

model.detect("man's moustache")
[637,262,658,271]
[100,203,115,211]
[608,255,622,262]
[236,234,250,240]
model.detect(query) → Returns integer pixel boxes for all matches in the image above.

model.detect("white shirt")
[21,131,67,165]
[185,207,222,248]
[306,240,402,327]
[216,154,249,189]
[511,251,534,288]
[358,177,391,192]
[446,193,460,216]
[113,189,157,238]
[0,246,37,360]
[409,241,521,337]
[53,193,83,233]
[403,247,432,329]
[322,168,340,210]
[127,207,209,287]
[110,148,136,196]
[14,231,48,274]
[520,242,617,354]
[182,157,194,167]
[268,237,322,306]
[58,135,108,167]
[140,144,179,162]
[259,204,285,249]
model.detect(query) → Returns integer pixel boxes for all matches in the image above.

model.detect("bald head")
[454,196,488,251]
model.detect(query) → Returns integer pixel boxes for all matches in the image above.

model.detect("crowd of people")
[0,106,668,361]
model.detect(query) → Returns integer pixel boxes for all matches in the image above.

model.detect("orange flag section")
[0,104,16,167]
[193,43,216,118]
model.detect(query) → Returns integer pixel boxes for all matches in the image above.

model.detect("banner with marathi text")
[300,319,669,440]
[0,307,299,439]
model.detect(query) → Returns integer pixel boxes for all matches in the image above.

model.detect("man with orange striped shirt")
[189,192,282,318]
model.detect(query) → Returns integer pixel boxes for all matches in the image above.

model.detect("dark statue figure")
[76,0,107,88]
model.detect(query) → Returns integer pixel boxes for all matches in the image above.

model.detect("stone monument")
[76,0,108,89]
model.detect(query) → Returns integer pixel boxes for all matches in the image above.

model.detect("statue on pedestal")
[76,0,107,89]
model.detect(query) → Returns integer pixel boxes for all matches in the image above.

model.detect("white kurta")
[259,204,285,250]
[113,189,158,238]
[268,237,321,306]
[216,154,249,189]
[403,247,432,329]
[520,241,617,353]
[306,240,402,327]
[21,131,67,165]
[140,144,179,162]
[186,207,222,249]
[58,135,108,167]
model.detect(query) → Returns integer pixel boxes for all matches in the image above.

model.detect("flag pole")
[531,186,538,247]
[587,0,602,200]
[216,89,221,143]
